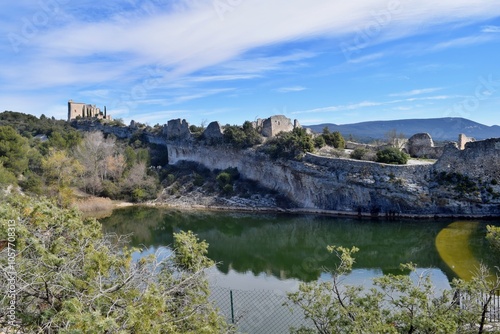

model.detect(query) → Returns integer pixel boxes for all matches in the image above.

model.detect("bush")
[222,184,233,194]
[263,127,314,160]
[0,195,233,332]
[350,147,368,160]
[0,164,16,187]
[376,147,409,165]
[322,127,345,149]
[193,173,205,187]
[223,121,262,148]
[486,225,500,253]
[314,135,326,148]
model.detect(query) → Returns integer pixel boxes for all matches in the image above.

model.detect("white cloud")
[389,87,443,97]
[2,0,500,122]
[292,95,457,115]
[481,25,500,33]
[275,86,307,93]
[431,35,495,51]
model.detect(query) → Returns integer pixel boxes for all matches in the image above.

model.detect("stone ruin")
[458,133,475,150]
[260,115,296,137]
[162,119,190,140]
[405,133,443,158]
[160,115,301,142]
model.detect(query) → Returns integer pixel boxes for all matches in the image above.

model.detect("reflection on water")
[100,206,499,285]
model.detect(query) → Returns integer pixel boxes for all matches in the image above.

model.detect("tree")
[376,147,409,165]
[486,225,500,253]
[74,131,115,194]
[264,127,314,160]
[322,128,345,149]
[223,121,262,149]
[386,129,406,150]
[122,162,158,202]
[0,195,234,333]
[287,245,500,334]
[42,149,84,189]
[0,125,30,175]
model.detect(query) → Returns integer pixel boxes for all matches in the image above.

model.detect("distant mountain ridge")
[307,117,500,142]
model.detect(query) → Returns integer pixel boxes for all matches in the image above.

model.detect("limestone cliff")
[167,140,500,216]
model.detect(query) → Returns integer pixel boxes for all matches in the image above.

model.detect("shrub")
[350,147,368,160]
[223,121,262,148]
[314,135,326,149]
[193,173,205,187]
[376,147,409,165]
[0,195,233,332]
[263,127,314,160]
[322,127,345,149]
[216,171,232,188]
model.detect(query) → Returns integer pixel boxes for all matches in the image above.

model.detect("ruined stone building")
[67,100,112,121]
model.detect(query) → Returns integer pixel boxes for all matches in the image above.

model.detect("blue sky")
[1,0,500,127]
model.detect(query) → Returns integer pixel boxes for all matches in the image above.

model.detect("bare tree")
[385,129,407,150]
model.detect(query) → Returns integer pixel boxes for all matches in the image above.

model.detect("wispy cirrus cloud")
[292,95,457,115]
[389,87,444,97]
[275,86,307,93]
[431,35,496,51]
[481,25,500,33]
[1,0,500,124]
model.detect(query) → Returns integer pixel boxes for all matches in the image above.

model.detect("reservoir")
[100,207,500,333]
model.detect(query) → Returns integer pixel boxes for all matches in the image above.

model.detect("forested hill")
[308,117,500,142]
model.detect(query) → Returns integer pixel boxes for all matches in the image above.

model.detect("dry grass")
[72,196,115,214]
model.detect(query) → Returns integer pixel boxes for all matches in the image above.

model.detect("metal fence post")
[230,290,235,324]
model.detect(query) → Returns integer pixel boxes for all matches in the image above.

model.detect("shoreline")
[105,200,500,221]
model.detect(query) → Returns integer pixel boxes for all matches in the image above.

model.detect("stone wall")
[434,138,500,181]
[458,133,475,150]
[261,115,295,137]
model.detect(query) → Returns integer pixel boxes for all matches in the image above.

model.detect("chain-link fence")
[209,286,312,334]
[210,286,500,334]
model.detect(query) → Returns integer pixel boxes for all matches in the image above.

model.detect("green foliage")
[435,172,479,194]
[0,125,30,175]
[19,171,43,195]
[0,163,17,187]
[350,147,368,160]
[288,245,500,334]
[216,172,232,188]
[313,135,326,149]
[376,147,409,165]
[0,195,233,333]
[214,168,239,194]
[192,173,205,187]
[223,121,262,148]
[0,111,79,140]
[486,225,500,254]
[263,127,315,160]
[321,127,345,149]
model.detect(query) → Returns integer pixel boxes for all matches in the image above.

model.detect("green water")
[100,206,499,283]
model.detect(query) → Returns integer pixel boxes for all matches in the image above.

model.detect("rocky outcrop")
[406,133,443,158]
[203,121,224,142]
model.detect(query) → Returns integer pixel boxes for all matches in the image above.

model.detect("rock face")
[406,133,443,158]
[166,138,500,216]
[72,118,500,216]
[202,121,224,141]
